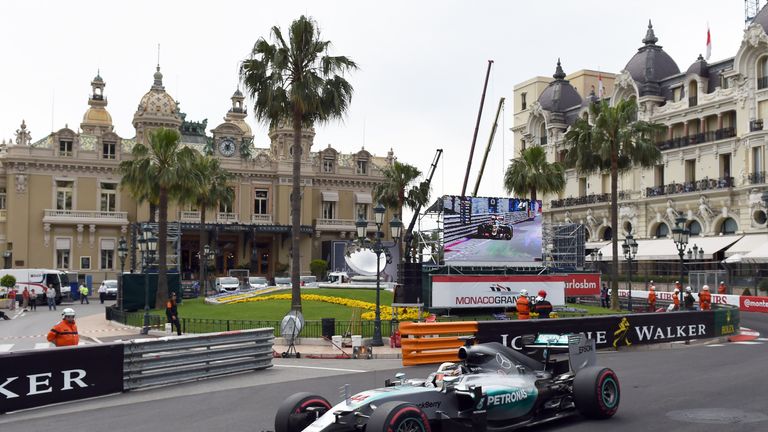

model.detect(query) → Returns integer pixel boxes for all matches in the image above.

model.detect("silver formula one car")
[274,334,620,432]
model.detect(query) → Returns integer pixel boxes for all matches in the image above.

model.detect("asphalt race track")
[445,218,543,266]
[1,313,766,432]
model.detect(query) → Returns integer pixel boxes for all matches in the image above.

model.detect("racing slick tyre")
[573,366,620,419]
[367,401,432,432]
[505,232,512,240]
[274,392,332,432]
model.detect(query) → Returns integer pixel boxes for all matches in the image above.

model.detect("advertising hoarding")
[442,195,542,267]
[431,275,566,308]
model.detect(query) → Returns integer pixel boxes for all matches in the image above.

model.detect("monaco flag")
[706,25,712,60]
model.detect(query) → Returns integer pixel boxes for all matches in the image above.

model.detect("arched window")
[655,223,669,238]
[539,123,547,145]
[688,220,702,236]
[688,80,698,106]
[601,227,613,241]
[720,217,737,235]
[758,56,768,90]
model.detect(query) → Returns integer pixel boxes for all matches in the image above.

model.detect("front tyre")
[573,366,620,419]
[274,392,331,432]
[367,401,432,432]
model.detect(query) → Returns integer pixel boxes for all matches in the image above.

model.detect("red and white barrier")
[617,289,768,313]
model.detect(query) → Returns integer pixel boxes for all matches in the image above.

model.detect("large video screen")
[442,195,542,266]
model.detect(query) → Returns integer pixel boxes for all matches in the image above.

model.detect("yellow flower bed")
[232,293,421,321]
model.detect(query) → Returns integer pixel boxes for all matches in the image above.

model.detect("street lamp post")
[622,234,638,312]
[139,225,157,335]
[355,203,403,347]
[200,244,215,297]
[671,216,690,310]
[117,236,128,311]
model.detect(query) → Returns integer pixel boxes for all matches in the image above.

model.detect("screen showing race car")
[442,195,542,266]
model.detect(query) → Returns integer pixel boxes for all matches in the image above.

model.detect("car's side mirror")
[395,372,405,384]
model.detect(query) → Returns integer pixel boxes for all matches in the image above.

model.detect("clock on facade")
[219,138,236,157]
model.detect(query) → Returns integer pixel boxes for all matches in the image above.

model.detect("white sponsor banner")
[432,281,565,308]
[617,289,740,306]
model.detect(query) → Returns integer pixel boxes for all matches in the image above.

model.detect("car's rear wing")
[522,333,596,373]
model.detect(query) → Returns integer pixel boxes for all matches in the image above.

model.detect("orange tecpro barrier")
[399,321,479,366]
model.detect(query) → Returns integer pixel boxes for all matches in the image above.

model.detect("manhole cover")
[667,409,768,424]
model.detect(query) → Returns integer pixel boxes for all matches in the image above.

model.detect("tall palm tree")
[564,99,661,310]
[373,161,428,218]
[503,145,565,203]
[240,15,357,312]
[120,127,197,307]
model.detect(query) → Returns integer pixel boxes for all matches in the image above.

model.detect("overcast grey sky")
[0,0,748,199]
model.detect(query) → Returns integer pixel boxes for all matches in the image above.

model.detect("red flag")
[706,25,711,60]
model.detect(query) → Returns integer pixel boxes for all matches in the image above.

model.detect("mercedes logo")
[496,353,512,369]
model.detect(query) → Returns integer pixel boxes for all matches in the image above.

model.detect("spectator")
[699,285,712,311]
[21,287,30,311]
[28,289,37,311]
[718,281,727,295]
[165,292,182,336]
[79,283,89,304]
[98,281,107,304]
[45,284,56,311]
[600,283,609,308]
[47,308,79,347]
[516,289,530,320]
[683,287,696,311]
[533,290,553,319]
[7,287,16,311]
[647,286,657,312]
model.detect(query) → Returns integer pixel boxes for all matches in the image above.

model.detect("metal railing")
[645,176,734,197]
[751,119,764,132]
[549,191,632,209]
[749,171,766,184]
[688,96,698,107]
[656,127,736,150]
[123,328,274,390]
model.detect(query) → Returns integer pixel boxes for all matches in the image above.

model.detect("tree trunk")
[198,202,207,295]
[290,113,303,313]
[530,187,537,218]
[156,187,168,309]
[610,144,619,310]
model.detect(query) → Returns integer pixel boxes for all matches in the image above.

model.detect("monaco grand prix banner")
[431,275,566,308]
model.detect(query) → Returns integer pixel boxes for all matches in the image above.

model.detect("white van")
[0,268,68,303]
[215,277,240,293]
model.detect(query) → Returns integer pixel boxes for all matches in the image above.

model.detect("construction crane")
[472,97,505,197]
[461,60,494,196]
[404,148,443,264]
[746,0,761,26]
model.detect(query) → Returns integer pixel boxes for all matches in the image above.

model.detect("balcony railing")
[43,209,128,225]
[315,218,377,231]
[749,171,766,184]
[216,213,239,224]
[251,214,273,225]
[750,119,764,132]
[758,76,768,90]
[645,176,734,197]
[549,191,632,209]
[656,127,736,150]
[179,211,200,222]
[688,96,698,107]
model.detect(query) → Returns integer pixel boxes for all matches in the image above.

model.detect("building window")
[59,140,73,157]
[356,159,368,175]
[754,146,764,174]
[719,154,731,178]
[0,187,5,210]
[56,180,74,211]
[759,56,768,90]
[720,74,729,89]
[100,249,114,270]
[356,203,369,219]
[219,188,235,213]
[80,256,91,270]
[55,238,71,270]
[100,183,117,212]
[655,223,669,238]
[601,174,610,194]
[521,92,527,110]
[685,159,696,183]
[688,220,702,236]
[322,201,336,219]
[654,165,665,187]
[578,177,587,197]
[254,189,268,214]
[322,158,335,173]
[720,217,738,234]
[102,141,116,159]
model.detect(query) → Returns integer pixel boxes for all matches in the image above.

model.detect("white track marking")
[34,343,52,349]
[732,341,763,345]
[0,344,13,352]
[273,364,365,373]
[706,344,726,347]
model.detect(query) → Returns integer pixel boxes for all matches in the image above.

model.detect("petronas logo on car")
[488,389,529,406]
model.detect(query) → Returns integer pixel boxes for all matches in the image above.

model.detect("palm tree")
[240,15,357,312]
[120,127,197,307]
[503,145,565,203]
[564,99,661,310]
[373,161,428,218]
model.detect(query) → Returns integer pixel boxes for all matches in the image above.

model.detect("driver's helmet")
[431,362,462,387]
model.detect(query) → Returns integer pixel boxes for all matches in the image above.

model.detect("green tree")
[120,127,198,307]
[373,161,429,218]
[309,259,328,281]
[564,99,661,309]
[503,145,565,203]
[240,15,357,312]
[1,274,16,290]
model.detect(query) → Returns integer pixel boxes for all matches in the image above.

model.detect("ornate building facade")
[513,13,768,269]
[0,66,394,283]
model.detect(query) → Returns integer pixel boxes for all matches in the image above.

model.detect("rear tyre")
[367,401,431,432]
[274,392,331,432]
[505,232,512,240]
[573,366,620,419]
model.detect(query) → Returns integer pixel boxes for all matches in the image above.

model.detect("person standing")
[600,283,609,308]
[28,289,37,311]
[670,288,680,311]
[165,292,182,336]
[47,308,79,347]
[21,287,30,311]
[683,287,696,311]
[516,289,531,320]
[532,290,553,319]
[98,281,107,304]
[647,286,657,312]
[7,287,16,311]
[699,285,712,311]
[45,284,56,311]
[79,283,89,304]
[718,281,727,295]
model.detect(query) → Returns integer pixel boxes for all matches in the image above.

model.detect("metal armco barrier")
[399,321,478,366]
[123,328,274,390]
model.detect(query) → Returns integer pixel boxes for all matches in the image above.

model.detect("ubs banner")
[476,311,723,351]
[0,344,123,413]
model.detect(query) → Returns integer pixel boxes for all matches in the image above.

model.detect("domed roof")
[537,59,582,113]
[753,3,768,35]
[82,107,112,125]
[232,88,243,98]
[133,66,181,125]
[624,21,680,85]
[686,54,709,77]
